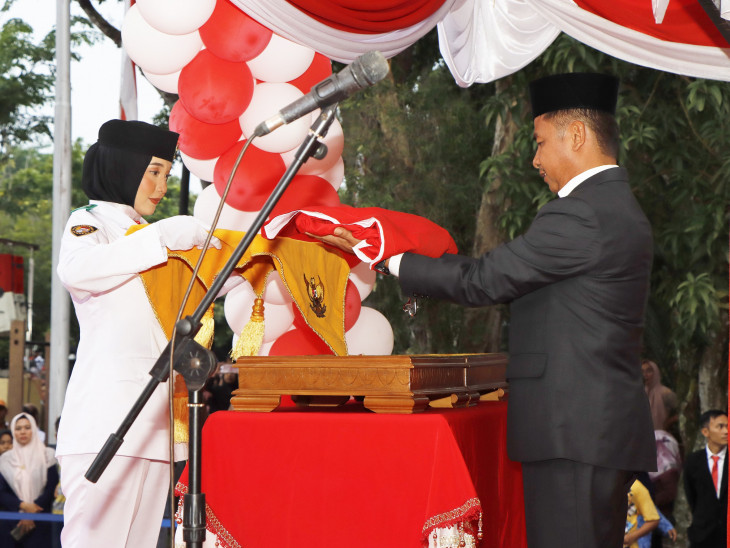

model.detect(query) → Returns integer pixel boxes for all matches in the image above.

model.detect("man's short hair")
[700,409,728,429]
[543,108,619,160]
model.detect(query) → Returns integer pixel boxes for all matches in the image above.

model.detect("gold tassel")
[230,297,265,361]
[194,305,215,349]
[173,374,189,444]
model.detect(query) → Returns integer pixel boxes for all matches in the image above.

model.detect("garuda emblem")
[303,274,326,318]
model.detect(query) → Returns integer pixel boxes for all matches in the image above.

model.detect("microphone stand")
[84,106,339,548]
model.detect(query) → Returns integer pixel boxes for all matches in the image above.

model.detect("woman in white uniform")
[56,119,216,547]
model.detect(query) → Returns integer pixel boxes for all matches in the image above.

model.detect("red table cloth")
[177,401,526,547]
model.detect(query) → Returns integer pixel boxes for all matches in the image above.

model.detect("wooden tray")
[231,353,508,414]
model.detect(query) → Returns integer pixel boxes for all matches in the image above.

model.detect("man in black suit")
[684,409,728,548]
[313,73,656,548]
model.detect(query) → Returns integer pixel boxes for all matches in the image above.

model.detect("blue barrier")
[0,512,173,528]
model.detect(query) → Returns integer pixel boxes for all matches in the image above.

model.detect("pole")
[25,248,34,342]
[49,0,72,446]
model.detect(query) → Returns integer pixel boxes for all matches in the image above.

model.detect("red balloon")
[169,101,242,160]
[270,175,341,218]
[199,0,272,63]
[269,327,334,356]
[288,53,332,94]
[344,280,361,331]
[178,50,254,124]
[214,142,286,211]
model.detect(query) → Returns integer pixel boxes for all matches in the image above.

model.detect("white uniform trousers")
[59,454,169,548]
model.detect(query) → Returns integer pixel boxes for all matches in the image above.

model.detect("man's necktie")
[711,455,720,494]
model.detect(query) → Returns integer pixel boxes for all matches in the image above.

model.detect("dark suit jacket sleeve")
[399,195,601,305]
[683,452,699,511]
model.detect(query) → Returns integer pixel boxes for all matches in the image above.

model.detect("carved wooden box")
[231,353,508,414]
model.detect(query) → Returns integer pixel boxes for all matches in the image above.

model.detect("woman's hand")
[305,227,362,254]
[17,519,35,534]
[19,501,42,513]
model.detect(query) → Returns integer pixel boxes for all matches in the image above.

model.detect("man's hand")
[305,227,362,254]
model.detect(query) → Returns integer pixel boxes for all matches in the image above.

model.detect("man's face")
[532,114,574,193]
[702,414,728,451]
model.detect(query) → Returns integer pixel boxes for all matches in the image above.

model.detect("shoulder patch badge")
[70,225,98,237]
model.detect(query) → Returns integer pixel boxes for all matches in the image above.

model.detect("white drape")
[230,0,730,85]
[437,0,730,86]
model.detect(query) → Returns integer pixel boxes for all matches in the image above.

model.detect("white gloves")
[154,216,221,251]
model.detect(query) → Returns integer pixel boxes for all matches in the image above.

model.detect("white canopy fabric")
[438,0,730,86]
[232,0,730,85]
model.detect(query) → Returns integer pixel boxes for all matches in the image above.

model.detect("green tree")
[338,32,493,354]
[0,5,96,158]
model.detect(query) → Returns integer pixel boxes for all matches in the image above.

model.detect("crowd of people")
[0,402,63,547]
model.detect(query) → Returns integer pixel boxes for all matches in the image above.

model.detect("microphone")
[253,51,389,137]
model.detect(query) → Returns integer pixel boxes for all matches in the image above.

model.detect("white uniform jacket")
[56,201,172,461]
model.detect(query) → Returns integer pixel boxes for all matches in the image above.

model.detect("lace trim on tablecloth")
[421,497,482,544]
[175,481,242,548]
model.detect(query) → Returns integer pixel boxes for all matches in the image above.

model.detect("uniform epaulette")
[71,204,98,213]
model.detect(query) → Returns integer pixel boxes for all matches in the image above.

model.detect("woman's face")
[0,433,12,454]
[13,418,32,446]
[134,156,172,216]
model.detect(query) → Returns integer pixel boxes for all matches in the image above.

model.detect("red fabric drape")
[576,0,729,47]
[177,401,526,547]
[284,0,448,33]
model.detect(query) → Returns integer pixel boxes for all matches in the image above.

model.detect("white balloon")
[345,307,394,356]
[180,151,217,183]
[143,69,181,94]
[239,83,312,153]
[137,0,215,35]
[193,185,260,232]
[224,286,295,343]
[348,261,376,301]
[122,5,203,75]
[264,271,293,305]
[261,302,295,343]
[257,340,274,357]
[224,281,257,334]
[280,117,344,175]
[246,34,315,83]
[319,157,345,191]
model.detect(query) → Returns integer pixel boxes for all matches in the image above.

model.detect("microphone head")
[353,51,390,86]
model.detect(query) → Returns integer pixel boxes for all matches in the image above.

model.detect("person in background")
[0,413,58,548]
[0,399,9,429]
[55,119,219,548]
[0,429,12,454]
[641,359,678,433]
[636,508,676,548]
[208,362,238,413]
[683,409,727,548]
[649,429,681,520]
[624,479,659,548]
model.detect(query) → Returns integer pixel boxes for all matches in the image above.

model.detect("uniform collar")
[558,165,619,197]
[89,200,146,225]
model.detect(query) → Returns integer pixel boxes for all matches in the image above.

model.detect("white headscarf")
[0,413,57,502]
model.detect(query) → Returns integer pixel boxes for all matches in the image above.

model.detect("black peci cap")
[98,119,179,161]
[529,73,619,119]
